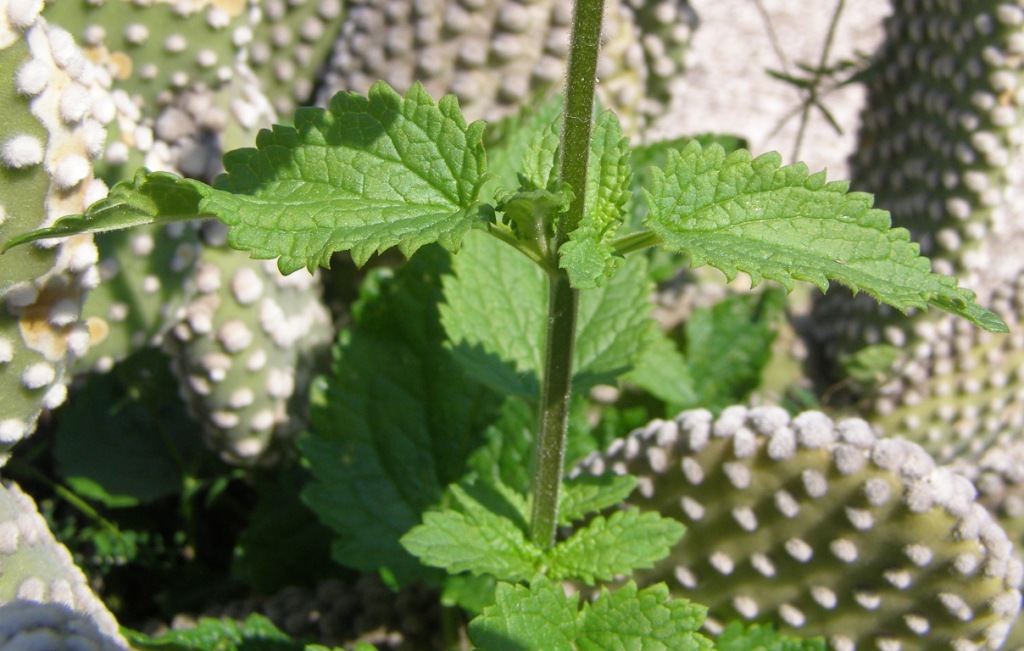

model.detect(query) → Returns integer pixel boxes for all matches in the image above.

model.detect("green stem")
[528,0,605,549]
[530,272,578,547]
[557,0,605,238]
[612,230,662,256]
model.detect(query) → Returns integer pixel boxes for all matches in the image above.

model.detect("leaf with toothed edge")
[546,508,685,584]
[558,110,632,288]
[642,142,1007,332]
[200,82,490,274]
[557,473,638,526]
[1,168,210,253]
[467,576,713,651]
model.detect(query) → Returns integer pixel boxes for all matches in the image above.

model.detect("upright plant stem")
[529,0,605,549]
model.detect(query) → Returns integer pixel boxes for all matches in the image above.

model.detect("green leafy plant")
[0,0,1021,650]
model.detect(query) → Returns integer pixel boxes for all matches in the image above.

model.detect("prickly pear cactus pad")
[574,406,1023,650]
[0,601,126,651]
[73,222,201,373]
[803,2,1024,561]
[846,0,1024,290]
[165,222,332,465]
[248,0,346,115]
[813,0,1024,355]
[321,0,695,133]
[0,0,109,459]
[859,269,1024,468]
[42,0,246,113]
[0,480,126,648]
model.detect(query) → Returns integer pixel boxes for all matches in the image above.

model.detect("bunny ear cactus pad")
[574,406,1023,650]
[321,0,695,133]
[863,268,1024,468]
[165,223,332,465]
[74,67,275,372]
[248,0,346,116]
[0,480,126,648]
[0,602,126,651]
[0,0,109,457]
[74,222,201,373]
[42,0,246,113]
[812,0,1024,375]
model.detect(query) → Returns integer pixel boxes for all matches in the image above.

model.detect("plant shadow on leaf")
[300,245,502,586]
[54,347,207,508]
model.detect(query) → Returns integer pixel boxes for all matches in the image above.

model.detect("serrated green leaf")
[441,572,498,616]
[572,251,654,389]
[497,186,570,248]
[125,614,297,651]
[465,395,614,495]
[483,94,563,202]
[1,168,209,252]
[557,473,638,526]
[642,141,1007,332]
[623,328,699,412]
[519,114,560,192]
[560,111,631,288]
[546,508,684,584]
[715,622,826,651]
[839,343,903,385]
[465,397,537,493]
[231,468,335,594]
[441,231,653,397]
[401,483,539,582]
[54,348,204,508]
[577,583,712,651]
[685,288,785,411]
[198,82,489,273]
[300,246,500,586]
[627,134,747,230]
[468,576,579,651]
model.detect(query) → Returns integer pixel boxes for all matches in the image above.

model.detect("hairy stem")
[529,0,605,548]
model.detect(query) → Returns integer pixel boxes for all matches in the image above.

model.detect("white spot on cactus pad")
[21,362,55,389]
[122,23,149,45]
[250,409,274,432]
[1,135,44,168]
[16,59,50,95]
[16,577,47,601]
[217,320,253,353]
[265,368,294,399]
[52,154,91,189]
[778,603,806,628]
[830,538,858,563]
[0,419,26,444]
[0,522,19,554]
[0,337,12,363]
[45,26,86,79]
[939,593,974,621]
[784,537,813,563]
[732,595,758,619]
[6,0,42,29]
[811,586,837,610]
[48,298,79,327]
[41,383,67,410]
[59,83,91,123]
